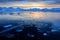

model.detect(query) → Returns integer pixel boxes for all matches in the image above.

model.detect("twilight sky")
[0,0,60,8]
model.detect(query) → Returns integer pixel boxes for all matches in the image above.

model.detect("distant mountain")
[29,8,41,12]
[28,8,60,12]
[0,7,60,13]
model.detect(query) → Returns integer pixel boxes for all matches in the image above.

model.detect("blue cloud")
[0,0,60,4]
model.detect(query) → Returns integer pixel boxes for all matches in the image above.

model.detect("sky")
[0,0,60,8]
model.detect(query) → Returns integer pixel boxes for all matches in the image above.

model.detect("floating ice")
[43,33,47,36]
[3,24,12,28]
[51,29,58,32]
[27,33,34,37]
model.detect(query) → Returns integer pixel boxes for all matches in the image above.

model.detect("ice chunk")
[27,33,34,37]
[3,24,12,28]
[43,33,47,36]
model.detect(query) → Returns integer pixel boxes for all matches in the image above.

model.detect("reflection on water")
[0,12,60,20]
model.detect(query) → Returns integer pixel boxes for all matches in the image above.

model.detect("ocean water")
[0,12,60,27]
[0,12,60,40]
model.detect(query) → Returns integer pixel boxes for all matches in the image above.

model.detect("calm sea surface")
[0,12,60,29]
